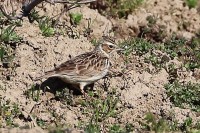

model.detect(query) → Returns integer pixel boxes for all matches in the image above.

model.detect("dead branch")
[46,0,96,4]
[0,0,96,20]
[0,0,44,20]
[23,0,44,16]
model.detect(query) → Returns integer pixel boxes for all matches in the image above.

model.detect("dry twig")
[0,0,96,21]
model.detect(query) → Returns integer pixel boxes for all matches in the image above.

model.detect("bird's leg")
[79,83,88,97]
[79,83,85,94]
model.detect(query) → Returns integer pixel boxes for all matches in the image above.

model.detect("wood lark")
[36,36,122,95]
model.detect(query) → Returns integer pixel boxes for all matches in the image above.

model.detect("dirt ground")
[0,0,200,132]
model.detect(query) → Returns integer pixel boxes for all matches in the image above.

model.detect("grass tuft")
[80,90,120,132]
[0,97,21,127]
[165,81,200,112]
[142,112,200,132]
[90,0,144,18]
[0,25,21,43]
[69,13,83,25]
[185,0,198,8]
[39,17,55,37]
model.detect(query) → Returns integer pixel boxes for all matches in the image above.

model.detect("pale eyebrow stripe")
[106,42,115,46]
[103,36,116,44]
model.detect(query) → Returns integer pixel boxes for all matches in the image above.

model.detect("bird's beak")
[117,45,125,51]
[116,47,125,55]
[116,45,124,51]
[117,48,125,51]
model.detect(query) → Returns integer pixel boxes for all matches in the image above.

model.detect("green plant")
[0,25,21,42]
[142,112,200,132]
[116,0,144,18]
[120,35,200,73]
[93,0,144,18]
[82,90,119,132]
[28,10,56,37]
[165,81,200,112]
[166,63,178,83]
[39,17,55,37]
[0,46,5,61]
[134,39,154,55]
[108,123,134,133]
[120,38,153,56]
[144,53,162,69]
[55,87,74,106]
[90,38,98,46]
[49,127,65,133]
[180,117,200,132]
[24,85,41,102]
[0,44,15,67]
[185,0,198,8]
[92,92,118,121]
[146,15,157,26]
[0,11,4,21]
[36,118,46,128]
[164,35,200,70]
[119,38,170,70]
[184,39,200,70]
[0,97,21,127]
[69,13,83,25]
[148,34,200,70]
[142,112,171,132]
[109,124,124,133]
[163,35,186,58]
[29,10,45,23]
[84,122,101,133]
[184,60,200,70]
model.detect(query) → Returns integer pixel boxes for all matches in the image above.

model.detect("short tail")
[34,75,47,81]
[34,70,55,81]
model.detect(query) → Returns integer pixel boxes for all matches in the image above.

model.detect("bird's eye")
[108,45,114,49]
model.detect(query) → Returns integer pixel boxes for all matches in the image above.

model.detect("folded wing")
[37,51,109,81]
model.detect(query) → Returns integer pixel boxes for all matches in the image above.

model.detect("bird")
[36,36,122,95]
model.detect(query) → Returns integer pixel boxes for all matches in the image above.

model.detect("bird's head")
[95,36,123,57]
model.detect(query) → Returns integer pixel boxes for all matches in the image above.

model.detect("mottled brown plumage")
[36,36,122,94]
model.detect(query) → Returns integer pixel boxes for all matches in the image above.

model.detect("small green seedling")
[82,90,119,132]
[70,13,83,25]
[185,0,198,8]
[0,98,21,127]
[0,25,21,42]
[24,85,41,102]
[39,17,55,37]
[0,44,15,68]
[29,10,45,23]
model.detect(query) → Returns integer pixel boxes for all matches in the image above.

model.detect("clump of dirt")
[111,0,200,41]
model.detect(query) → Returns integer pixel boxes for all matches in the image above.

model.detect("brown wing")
[43,51,109,79]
